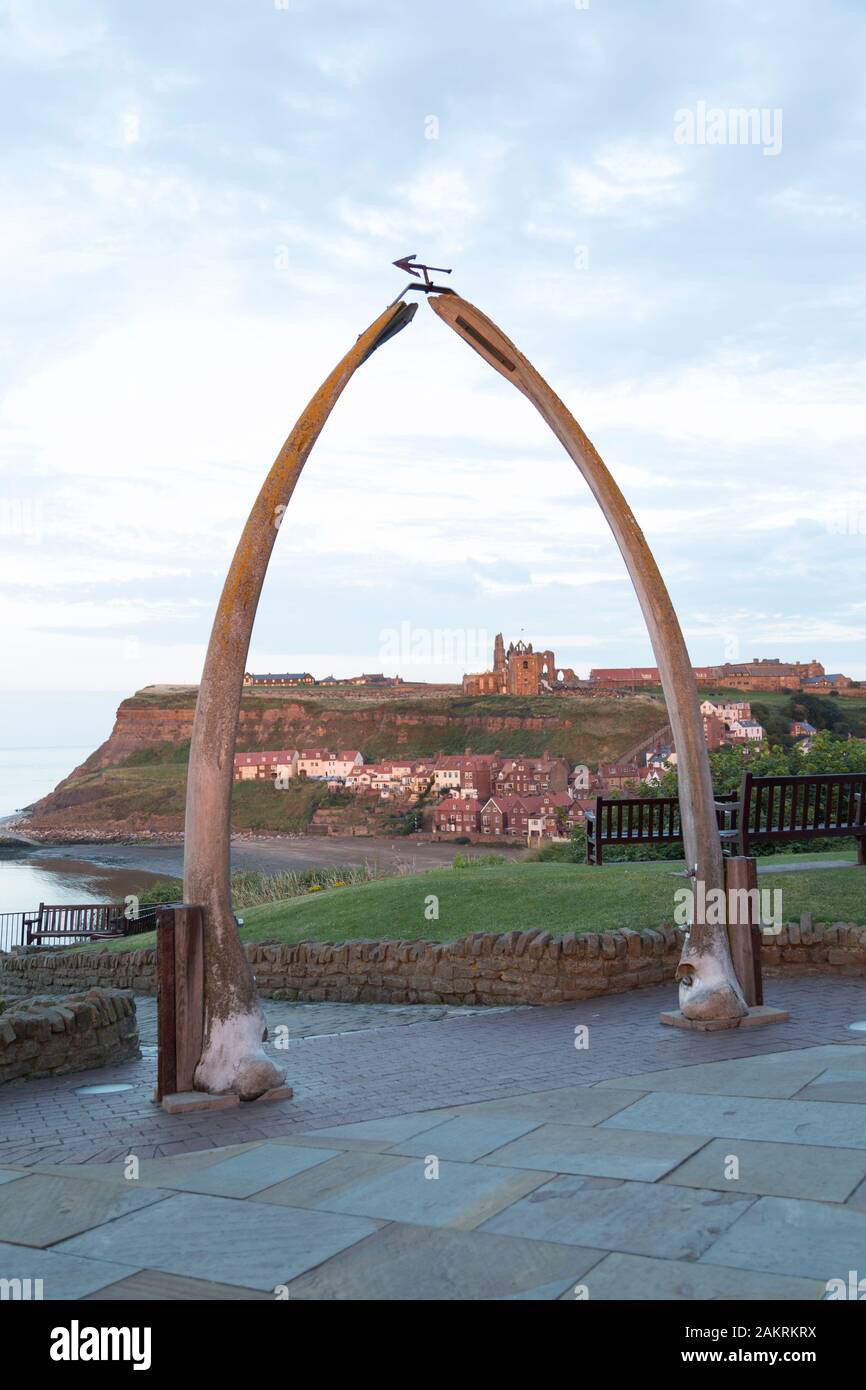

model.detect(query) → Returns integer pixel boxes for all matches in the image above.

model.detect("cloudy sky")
[2,0,865,750]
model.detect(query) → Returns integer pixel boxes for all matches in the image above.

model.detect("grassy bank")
[86,857,865,952]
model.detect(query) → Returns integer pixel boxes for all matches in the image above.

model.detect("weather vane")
[390,253,454,303]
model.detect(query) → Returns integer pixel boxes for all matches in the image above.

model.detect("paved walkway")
[1,977,865,1169]
[1,978,866,1300]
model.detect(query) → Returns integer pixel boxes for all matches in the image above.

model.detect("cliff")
[23,683,667,837]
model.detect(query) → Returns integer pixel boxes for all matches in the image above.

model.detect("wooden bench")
[585,773,866,864]
[24,902,128,945]
[585,794,738,864]
[736,771,866,861]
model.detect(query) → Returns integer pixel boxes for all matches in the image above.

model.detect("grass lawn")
[87,857,866,952]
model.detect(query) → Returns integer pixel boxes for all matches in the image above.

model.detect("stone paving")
[0,976,865,1298]
[1,976,866,1170]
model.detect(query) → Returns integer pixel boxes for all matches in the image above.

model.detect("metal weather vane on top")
[390,253,455,302]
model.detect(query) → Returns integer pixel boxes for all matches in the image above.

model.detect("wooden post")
[155,902,204,1101]
[173,904,204,1094]
[155,904,177,1103]
[725,857,763,1007]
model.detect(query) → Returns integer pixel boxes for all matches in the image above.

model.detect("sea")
[0,744,166,930]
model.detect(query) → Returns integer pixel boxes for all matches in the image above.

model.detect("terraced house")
[492,755,570,797]
[297,749,364,779]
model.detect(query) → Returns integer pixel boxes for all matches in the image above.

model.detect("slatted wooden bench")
[585,794,738,865]
[24,902,128,945]
[585,773,866,864]
[736,771,866,862]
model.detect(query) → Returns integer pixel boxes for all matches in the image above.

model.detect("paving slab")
[448,1086,647,1126]
[292,1155,551,1230]
[81,1270,274,1300]
[300,1112,457,1149]
[845,1177,866,1212]
[480,1177,756,1260]
[663,1137,866,1203]
[564,1251,826,1301]
[30,1144,263,1188]
[0,1174,171,1248]
[700,1194,866,1282]
[158,1142,340,1197]
[56,1191,381,1291]
[602,1091,866,1148]
[0,1169,27,1186]
[287,1221,604,1300]
[386,1112,544,1162]
[793,1071,866,1104]
[251,1150,414,1211]
[479,1124,710,1181]
[0,1241,141,1300]
[594,1055,833,1099]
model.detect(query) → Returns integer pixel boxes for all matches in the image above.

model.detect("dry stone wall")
[0,988,139,1085]
[1,916,864,1008]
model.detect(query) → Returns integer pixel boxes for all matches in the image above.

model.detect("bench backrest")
[741,771,866,842]
[27,902,126,943]
[587,792,739,843]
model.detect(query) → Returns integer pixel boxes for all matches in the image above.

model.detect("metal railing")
[0,912,26,953]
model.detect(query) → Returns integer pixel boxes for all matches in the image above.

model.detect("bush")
[135,864,385,912]
[452,853,506,869]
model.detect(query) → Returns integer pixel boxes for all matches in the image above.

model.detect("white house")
[728,719,765,742]
[298,749,364,780]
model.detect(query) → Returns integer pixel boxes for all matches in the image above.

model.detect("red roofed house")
[298,749,363,780]
[432,755,494,802]
[233,750,299,782]
[492,755,569,797]
[434,797,481,835]
[479,796,532,836]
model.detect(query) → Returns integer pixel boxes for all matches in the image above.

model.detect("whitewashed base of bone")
[194,1004,284,1100]
[676,940,748,1020]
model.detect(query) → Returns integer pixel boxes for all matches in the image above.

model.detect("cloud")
[563,142,692,221]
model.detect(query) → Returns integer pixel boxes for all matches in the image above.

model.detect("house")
[431,755,494,802]
[434,797,481,835]
[567,798,597,827]
[521,792,571,836]
[242,672,314,686]
[645,745,675,777]
[491,755,569,797]
[233,750,298,782]
[801,673,853,691]
[480,797,521,836]
[727,719,765,743]
[701,699,752,725]
[346,673,401,686]
[597,762,643,790]
[345,765,374,792]
[298,749,364,780]
[701,711,727,751]
[790,720,817,738]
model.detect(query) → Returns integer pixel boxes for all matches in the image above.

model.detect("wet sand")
[21,834,527,882]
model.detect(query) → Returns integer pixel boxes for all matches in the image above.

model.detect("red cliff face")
[25,687,665,835]
[82,697,580,770]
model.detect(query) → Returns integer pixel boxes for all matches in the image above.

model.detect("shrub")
[452,853,506,869]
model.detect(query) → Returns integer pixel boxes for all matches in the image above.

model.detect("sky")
[1,0,865,758]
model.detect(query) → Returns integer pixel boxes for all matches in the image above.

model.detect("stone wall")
[1,916,864,1008]
[0,988,139,1086]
